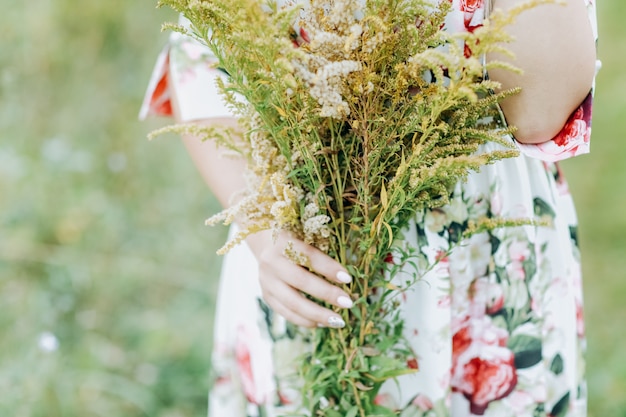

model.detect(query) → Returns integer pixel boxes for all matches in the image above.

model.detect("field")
[1,1,624,416]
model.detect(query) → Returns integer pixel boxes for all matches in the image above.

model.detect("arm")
[487,0,596,144]
[177,116,352,328]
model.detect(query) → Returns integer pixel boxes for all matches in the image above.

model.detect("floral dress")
[140,1,600,416]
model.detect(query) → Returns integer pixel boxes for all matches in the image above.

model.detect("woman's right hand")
[246,230,354,329]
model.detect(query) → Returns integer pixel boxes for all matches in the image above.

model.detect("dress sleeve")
[139,17,234,122]
[514,0,600,162]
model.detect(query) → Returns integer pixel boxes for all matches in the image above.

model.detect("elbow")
[511,97,591,146]
[507,61,596,145]
[512,119,568,145]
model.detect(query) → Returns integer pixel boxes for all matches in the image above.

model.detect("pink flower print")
[412,393,434,411]
[235,332,260,404]
[507,239,530,281]
[181,40,205,61]
[490,192,502,216]
[374,393,398,409]
[234,326,273,405]
[576,300,585,337]
[434,249,450,277]
[508,239,530,263]
[438,294,452,309]
[505,390,536,415]
[485,284,504,315]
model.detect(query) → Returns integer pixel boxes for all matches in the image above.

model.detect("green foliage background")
[0,1,623,416]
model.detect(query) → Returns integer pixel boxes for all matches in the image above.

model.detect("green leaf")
[494,266,506,284]
[447,221,464,244]
[522,258,537,281]
[533,197,556,219]
[508,334,542,369]
[381,182,389,209]
[399,404,422,417]
[490,234,501,255]
[550,354,564,375]
[345,405,359,417]
[371,405,400,417]
[569,226,579,247]
[550,392,570,417]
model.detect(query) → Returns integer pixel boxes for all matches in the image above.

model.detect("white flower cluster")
[301,197,331,252]
[291,0,370,118]
[295,58,362,118]
[205,114,306,253]
[313,60,362,117]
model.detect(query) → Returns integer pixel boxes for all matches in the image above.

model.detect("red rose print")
[147,56,173,116]
[554,118,587,147]
[299,27,310,44]
[460,0,483,13]
[407,357,419,369]
[451,317,517,414]
[461,351,518,415]
[452,324,473,364]
[460,0,484,30]
[384,252,395,264]
[464,42,472,58]
[486,291,504,315]
[552,92,592,147]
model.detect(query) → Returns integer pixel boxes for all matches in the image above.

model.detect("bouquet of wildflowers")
[153,0,547,415]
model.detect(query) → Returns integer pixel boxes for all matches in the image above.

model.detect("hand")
[246,230,353,329]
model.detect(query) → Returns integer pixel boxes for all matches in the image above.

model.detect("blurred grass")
[0,1,624,416]
[564,2,626,416]
[0,1,227,416]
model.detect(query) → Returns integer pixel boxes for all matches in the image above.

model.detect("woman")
[141,0,599,415]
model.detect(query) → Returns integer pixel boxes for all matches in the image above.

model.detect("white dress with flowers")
[141,1,600,416]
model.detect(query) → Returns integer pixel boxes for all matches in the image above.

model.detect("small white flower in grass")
[319,396,330,409]
[38,331,59,352]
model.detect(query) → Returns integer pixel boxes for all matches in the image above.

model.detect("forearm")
[179,117,275,257]
[179,118,247,209]
[487,0,596,144]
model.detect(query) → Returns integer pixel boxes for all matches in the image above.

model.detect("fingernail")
[336,271,352,283]
[337,295,353,308]
[327,316,346,328]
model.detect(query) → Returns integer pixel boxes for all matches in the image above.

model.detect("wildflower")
[38,331,59,353]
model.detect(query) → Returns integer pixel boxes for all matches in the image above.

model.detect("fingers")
[286,237,353,285]
[256,232,354,329]
[263,282,346,329]
[258,253,353,310]
[264,293,317,328]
